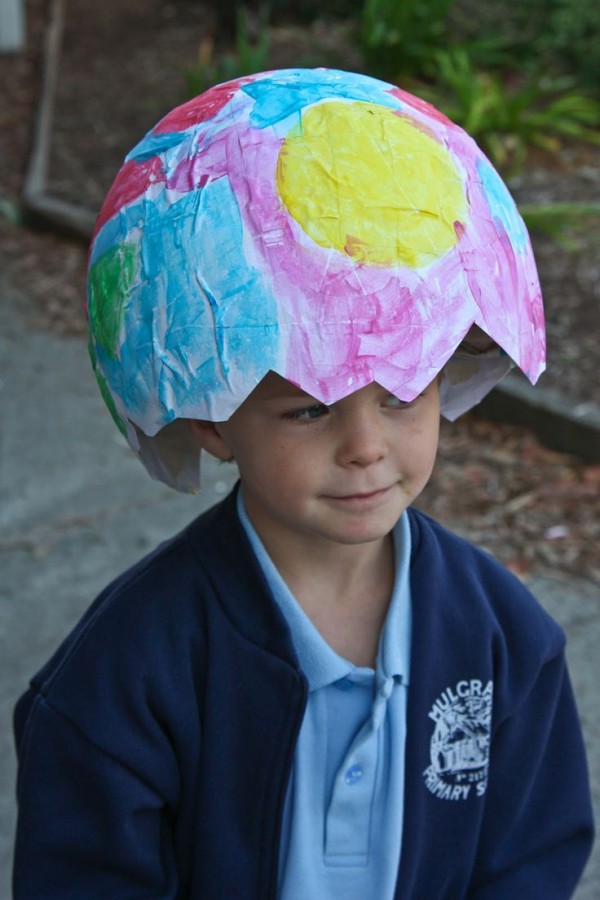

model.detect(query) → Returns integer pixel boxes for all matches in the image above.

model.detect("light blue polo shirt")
[237,494,411,899]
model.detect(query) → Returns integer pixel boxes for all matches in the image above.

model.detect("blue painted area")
[90,199,143,265]
[477,158,528,252]
[127,91,255,166]
[191,176,280,382]
[244,69,402,129]
[93,178,280,425]
[126,130,189,163]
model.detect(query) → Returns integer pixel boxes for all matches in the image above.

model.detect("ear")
[188,420,234,462]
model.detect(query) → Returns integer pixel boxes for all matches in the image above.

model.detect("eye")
[283,403,329,421]
[382,393,414,409]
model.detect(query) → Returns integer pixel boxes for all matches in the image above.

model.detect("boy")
[13,69,593,898]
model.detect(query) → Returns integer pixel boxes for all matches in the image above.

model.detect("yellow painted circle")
[277,100,468,269]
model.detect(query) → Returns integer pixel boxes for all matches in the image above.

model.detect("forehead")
[230,371,434,416]
[242,371,313,403]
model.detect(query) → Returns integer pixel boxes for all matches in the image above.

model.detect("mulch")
[1,0,598,584]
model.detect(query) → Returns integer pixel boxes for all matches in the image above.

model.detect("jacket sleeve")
[13,692,179,899]
[469,650,594,899]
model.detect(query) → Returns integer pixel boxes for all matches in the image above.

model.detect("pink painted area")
[167,164,210,195]
[93,155,165,237]
[276,250,479,406]
[387,86,455,127]
[459,170,545,381]
[153,75,260,134]
[431,124,545,380]
[164,124,234,193]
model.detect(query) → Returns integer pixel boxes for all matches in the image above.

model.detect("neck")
[271,532,393,599]
[256,526,396,668]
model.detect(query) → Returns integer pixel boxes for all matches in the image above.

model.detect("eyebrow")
[261,391,322,404]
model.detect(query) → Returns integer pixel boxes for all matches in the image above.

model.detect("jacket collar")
[184,482,303,669]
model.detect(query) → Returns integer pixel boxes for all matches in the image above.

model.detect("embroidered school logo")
[423,679,493,801]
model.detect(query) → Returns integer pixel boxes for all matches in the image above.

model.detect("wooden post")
[0,0,25,52]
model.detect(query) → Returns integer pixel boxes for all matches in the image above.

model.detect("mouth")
[326,485,394,503]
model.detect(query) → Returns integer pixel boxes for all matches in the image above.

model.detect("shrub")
[421,50,600,173]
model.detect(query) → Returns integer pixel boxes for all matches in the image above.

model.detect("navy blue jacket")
[13,488,593,898]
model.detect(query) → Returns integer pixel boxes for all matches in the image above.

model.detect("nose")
[335,406,387,468]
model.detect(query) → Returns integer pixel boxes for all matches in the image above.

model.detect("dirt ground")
[1,0,599,582]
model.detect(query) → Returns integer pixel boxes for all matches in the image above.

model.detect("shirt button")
[344,764,364,785]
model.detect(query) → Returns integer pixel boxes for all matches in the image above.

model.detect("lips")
[326,485,393,502]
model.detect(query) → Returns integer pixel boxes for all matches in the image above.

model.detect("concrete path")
[1,275,597,898]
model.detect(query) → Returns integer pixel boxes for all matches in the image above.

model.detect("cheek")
[238,439,303,487]
[405,422,439,477]
[422,426,440,469]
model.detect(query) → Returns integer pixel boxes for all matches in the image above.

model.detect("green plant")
[422,50,600,173]
[360,0,454,80]
[269,0,359,22]
[542,0,600,89]
[520,203,600,246]
[0,196,21,226]
[184,5,270,98]
[446,0,553,74]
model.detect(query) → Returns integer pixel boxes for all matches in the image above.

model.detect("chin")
[324,522,396,546]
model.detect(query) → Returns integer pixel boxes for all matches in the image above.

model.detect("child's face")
[191,372,440,551]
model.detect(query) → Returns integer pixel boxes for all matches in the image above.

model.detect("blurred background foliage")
[181,0,600,238]
[359,0,600,176]
[183,0,600,176]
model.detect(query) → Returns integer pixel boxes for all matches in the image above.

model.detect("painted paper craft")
[87,68,546,491]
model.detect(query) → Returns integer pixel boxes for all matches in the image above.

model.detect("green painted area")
[88,336,127,436]
[88,243,137,359]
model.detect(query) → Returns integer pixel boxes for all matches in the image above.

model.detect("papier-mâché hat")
[87,68,546,491]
